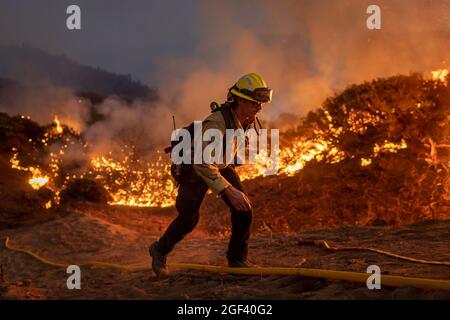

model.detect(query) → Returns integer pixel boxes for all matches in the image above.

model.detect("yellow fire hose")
[298,239,450,266]
[4,237,450,292]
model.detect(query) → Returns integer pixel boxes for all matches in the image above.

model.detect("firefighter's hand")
[222,186,252,212]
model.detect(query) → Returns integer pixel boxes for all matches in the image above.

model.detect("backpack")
[165,102,237,185]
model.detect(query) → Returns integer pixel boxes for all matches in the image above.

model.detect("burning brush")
[6,70,449,220]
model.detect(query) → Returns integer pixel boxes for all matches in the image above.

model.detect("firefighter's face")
[238,98,262,118]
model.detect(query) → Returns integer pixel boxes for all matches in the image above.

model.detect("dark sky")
[0,0,200,85]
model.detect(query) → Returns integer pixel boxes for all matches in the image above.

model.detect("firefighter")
[149,73,272,277]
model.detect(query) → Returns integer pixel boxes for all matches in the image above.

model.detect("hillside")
[0,45,158,101]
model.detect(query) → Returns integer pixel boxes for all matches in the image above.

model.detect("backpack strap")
[211,102,236,131]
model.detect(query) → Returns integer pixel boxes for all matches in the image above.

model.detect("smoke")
[84,97,174,157]
[0,84,90,132]
[153,0,450,124]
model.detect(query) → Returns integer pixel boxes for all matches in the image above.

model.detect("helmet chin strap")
[256,116,262,132]
[254,117,262,136]
[242,116,262,135]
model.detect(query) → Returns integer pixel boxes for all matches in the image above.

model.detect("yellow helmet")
[229,73,272,103]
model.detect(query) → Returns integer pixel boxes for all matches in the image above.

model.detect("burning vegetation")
[1,70,449,231]
[251,70,449,231]
[193,70,449,235]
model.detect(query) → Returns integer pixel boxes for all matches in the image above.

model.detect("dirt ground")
[0,203,449,300]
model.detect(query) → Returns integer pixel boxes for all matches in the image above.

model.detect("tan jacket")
[193,108,243,195]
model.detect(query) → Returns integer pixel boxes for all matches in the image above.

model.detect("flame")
[10,109,411,209]
[237,111,345,180]
[90,149,176,208]
[238,139,342,180]
[11,153,49,190]
[361,158,372,166]
[431,68,448,86]
[53,115,64,134]
[9,115,76,205]
[44,200,52,209]
[28,173,49,190]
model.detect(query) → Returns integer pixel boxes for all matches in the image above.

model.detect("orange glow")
[10,101,413,209]
[431,68,449,85]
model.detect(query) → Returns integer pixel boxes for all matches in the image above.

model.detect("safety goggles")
[234,86,273,103]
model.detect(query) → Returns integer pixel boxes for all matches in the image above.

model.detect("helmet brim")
[230,88,272,103]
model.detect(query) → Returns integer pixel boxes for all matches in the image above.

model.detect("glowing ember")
[373,139,407,155]
[361,158,372,166]
[347,110,383,134]
[10,151,22,170]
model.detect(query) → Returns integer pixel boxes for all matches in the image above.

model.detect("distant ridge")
[0,44,158,101]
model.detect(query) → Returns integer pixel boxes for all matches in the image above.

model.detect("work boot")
[149,241,169,278]
[228,258,258,268]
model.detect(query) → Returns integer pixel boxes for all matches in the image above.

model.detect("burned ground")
[0,204,448,299]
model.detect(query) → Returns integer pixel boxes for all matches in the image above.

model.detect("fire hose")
[297,239,450,266]
[4,236,450,292]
